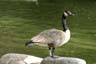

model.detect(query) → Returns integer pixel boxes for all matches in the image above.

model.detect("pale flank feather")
[58,29,70,46]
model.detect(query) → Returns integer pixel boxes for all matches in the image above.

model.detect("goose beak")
[25,41,34,47]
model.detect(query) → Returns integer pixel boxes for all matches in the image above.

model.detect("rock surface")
[8,60,25,64]
[0,53,86,64]
[0,53,43,64]
[41,56,86,64]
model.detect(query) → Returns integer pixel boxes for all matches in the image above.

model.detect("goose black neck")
[62,15,68,32]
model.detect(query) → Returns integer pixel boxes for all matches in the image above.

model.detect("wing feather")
[31,29,66,47]
[31,34,53,44]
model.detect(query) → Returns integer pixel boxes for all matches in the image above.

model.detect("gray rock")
[8,60,25,64]
[41,56,86,64]
[0,53,43,64]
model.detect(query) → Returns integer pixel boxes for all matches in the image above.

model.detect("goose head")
[64,10,74,17]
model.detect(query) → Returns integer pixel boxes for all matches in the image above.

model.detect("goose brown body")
[31,29,70,47]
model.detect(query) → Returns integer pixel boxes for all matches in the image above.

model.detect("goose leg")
[49,47,55,57]
[49,47,52,57]
[51,47,55,57]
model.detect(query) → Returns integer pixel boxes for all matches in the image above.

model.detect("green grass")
[0,0,96,64]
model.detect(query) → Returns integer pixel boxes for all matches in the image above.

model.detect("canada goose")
[25,10,74,57]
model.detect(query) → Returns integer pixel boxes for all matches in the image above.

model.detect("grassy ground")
[0,0,96,64]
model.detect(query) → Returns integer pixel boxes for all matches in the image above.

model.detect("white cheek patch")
[64,12,68,16]
[68,11,72,15]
